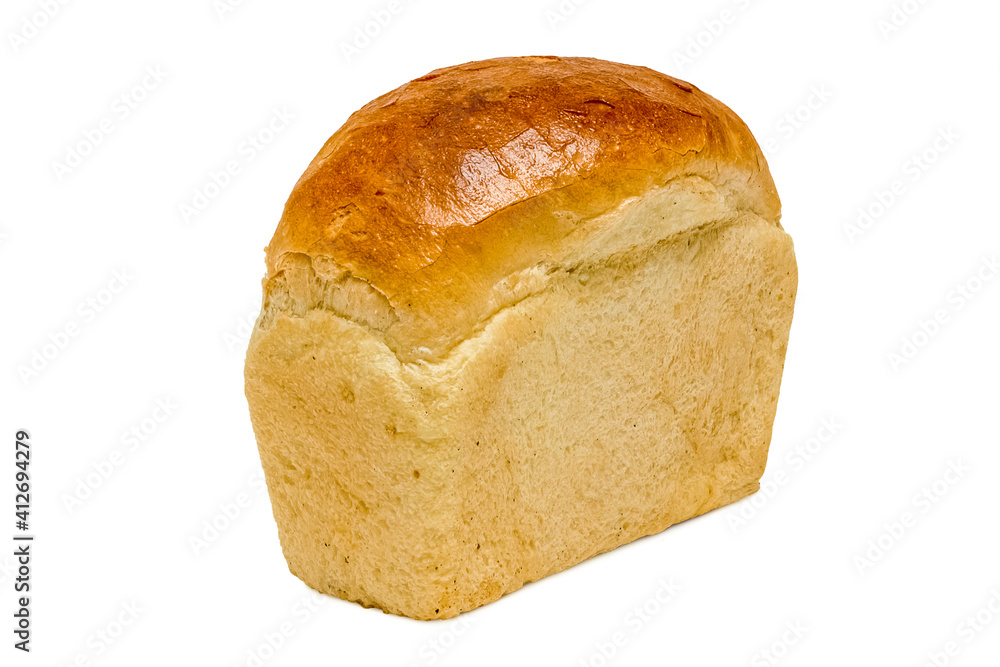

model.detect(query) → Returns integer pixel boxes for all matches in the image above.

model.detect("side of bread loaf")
[245,57,797,620]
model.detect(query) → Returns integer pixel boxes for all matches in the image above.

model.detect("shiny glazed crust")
[259,56,780,362]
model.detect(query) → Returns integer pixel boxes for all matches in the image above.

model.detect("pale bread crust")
[245,57,797,620]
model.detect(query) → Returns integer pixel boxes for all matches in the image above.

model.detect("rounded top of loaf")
[260,56,781,362]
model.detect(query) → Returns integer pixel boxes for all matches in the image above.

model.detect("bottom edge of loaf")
[285,479,761,621]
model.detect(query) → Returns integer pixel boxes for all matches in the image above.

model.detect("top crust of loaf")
[259,56,781,363]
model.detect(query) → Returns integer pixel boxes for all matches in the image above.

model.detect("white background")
[2,0,999,665]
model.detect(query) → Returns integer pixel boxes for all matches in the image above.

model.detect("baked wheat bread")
[244,56,797,620]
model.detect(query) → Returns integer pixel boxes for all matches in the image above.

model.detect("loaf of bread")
[245,56,797,620]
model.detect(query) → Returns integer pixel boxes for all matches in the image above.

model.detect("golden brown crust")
[262,56,779,361]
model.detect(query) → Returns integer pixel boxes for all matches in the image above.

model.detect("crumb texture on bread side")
[245,176,797,619]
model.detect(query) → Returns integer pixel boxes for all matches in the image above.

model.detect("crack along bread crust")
[245,56,797,620]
